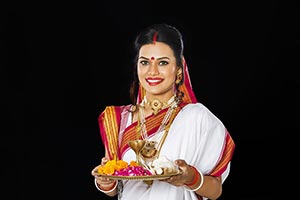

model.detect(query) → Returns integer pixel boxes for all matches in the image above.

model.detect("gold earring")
[175,73,182,84]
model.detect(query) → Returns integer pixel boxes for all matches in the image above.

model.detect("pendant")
[149,99,163,115]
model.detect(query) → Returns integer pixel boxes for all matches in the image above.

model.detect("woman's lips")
[146,78,163,86]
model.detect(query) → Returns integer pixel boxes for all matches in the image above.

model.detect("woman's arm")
[91,153,118,197]
[163,159,222,200]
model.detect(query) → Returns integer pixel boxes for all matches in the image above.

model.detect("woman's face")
[137,42,181,101]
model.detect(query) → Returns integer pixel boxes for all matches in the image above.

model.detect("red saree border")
[209,130,236,177]
[98,106,122,160]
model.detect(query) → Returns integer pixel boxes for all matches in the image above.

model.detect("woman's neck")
[142,94,177,115]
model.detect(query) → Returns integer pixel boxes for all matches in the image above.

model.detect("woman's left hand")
[161,159,195,187]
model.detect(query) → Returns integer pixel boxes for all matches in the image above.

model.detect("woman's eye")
[159,61,169,66]
[140,60,149,65]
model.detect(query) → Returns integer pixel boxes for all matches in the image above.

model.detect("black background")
[1,1,298,199]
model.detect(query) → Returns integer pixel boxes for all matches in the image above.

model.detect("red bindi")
[150,57,155,60]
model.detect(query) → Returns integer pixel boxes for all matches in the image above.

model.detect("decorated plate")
[93,170,181,181]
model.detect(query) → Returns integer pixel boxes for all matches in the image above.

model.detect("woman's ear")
[177,67,183,75]
[175,68,183,85]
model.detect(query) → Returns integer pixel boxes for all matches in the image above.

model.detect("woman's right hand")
[91,157,117,190]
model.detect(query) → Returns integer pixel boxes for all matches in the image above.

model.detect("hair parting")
[152,32,158,43]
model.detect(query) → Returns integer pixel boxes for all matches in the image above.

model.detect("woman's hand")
[161,159,195,187]
[91,157,116,190]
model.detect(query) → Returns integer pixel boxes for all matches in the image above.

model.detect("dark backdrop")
[1,1,297,199]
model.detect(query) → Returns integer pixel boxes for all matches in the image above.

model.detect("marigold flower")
[130,160,138,167]
[98,159,132,175]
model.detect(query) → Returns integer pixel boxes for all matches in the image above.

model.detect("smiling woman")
[137,42,179,101]
[91,23,235,200]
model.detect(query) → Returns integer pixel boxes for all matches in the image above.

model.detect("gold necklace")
[142,95,176,115]
[136,96,179,143]
[134,97,180,185]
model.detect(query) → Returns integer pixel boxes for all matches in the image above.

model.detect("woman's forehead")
[139,42,174,59]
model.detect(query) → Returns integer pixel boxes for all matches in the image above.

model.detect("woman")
[91,23,235,200]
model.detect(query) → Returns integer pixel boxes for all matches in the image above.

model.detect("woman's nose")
[147,63,159,75]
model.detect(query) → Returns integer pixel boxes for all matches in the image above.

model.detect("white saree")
[119,102,231,200]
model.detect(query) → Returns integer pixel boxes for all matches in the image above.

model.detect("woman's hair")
[129,23,185,105]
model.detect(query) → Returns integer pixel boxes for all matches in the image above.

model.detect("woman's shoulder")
[99,104,133,117]
[104,104,132,110]
[180,103,224,125]
[181,102,208,113]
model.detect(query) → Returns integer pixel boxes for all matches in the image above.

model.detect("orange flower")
[98,159,132,175]
[116,160,128,170]
[130,161,138,167]
[103,165,115,175]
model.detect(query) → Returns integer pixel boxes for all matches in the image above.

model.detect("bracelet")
[94,178,117,193]
[185,168,204,192]
[185,166,200,187]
